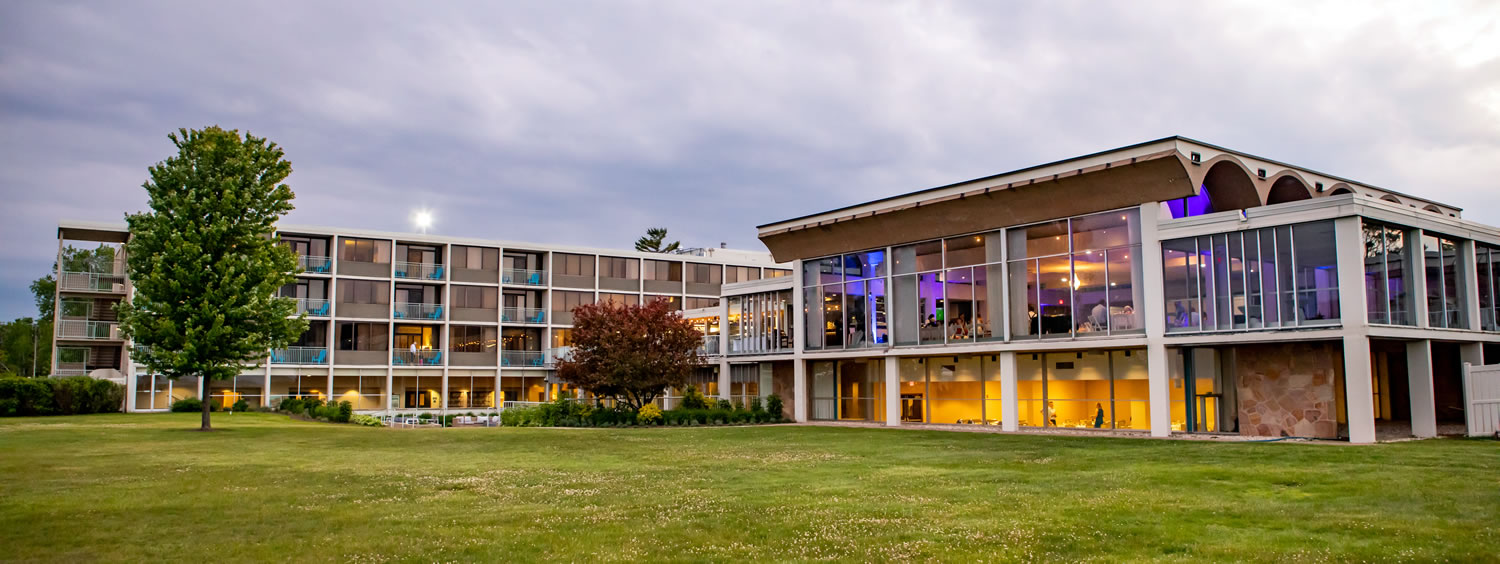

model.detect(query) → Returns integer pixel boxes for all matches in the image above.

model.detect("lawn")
[1,414,1496,562]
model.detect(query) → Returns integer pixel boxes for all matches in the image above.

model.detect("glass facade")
[1162,220,1339,332]
[1016,350,1150,429]
[726,290,793,354]
[1480,245,1499,332]
[1362,221,1414,325]
[1423,234,1467,329]
[809,359,887,422]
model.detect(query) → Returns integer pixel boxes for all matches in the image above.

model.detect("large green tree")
[116,126,307,430]
[634,227,680,253]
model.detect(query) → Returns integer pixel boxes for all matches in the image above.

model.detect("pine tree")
[116,126,308,430]
[634,227,680,253]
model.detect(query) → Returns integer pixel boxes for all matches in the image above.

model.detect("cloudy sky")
[1,1,1497,320]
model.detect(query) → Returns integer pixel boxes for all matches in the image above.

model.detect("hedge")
[0,376,124,417]
[500,394,787,427]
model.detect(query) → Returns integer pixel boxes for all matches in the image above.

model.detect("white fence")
[1463,362,1500,437]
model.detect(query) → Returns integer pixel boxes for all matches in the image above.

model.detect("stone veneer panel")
[1234,342,1340,439]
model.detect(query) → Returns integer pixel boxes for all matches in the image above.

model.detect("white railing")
[393,349,443,366]
[394,302,444,320]
[60,271,123,292]
[502,268,547,286]
[699,335,721,356]
[296,298,331,316]
[394,261,444,280]
[545,347,573,367]
[298,255,332,274]
[54,367,88,377]
[501,350,546,368]
[502,307,546,324]
[56,320,116,340]
[271,347,328,365]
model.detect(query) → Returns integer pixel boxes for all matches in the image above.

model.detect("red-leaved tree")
[555,299,703,411]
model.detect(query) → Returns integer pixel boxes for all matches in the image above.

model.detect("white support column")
[884,357,900,427]
[717,359,731,402]
[1408,228,1429,327]
[1139,202,1172,438]
[1460,342,1484,369]
[1343,334,1377,444]
[998,351,1018,431]
[1406,340,1436,438]
[1459,240,1482,330]
[793,360,807,422]
[263,362,272,411]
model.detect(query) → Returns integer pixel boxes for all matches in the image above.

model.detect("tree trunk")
[200,384,212,431]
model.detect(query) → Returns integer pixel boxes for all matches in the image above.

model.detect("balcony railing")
[502,268,547,286]
[394,261,444,280]
[54,367,89,377]
[271,347,328,365]
[298,255,332,274]
[502,307,546,324]
[501,350,546,368]
[56,320,117,340]
[60,271,123,293]
[394,302,444,320]
[295,298,331,317]
[698,335,721,356]
[393,349,443,366]
[545,347,573,367]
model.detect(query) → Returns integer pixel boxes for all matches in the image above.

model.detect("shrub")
[418,412,432,420]
[749,397,764,413]
[765,394,784,421]
[350,414,383,427]
[0,376,123,417]
[637,403,662,425]
[336,401,353,423]
[170,397,202,412]
[231,398,250,413]
[680,385,710,410]
[279,398,304,414]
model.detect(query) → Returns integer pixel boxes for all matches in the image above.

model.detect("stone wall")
[1233,342,1340,438]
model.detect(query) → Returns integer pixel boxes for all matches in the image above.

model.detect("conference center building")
[52,136,1500,442]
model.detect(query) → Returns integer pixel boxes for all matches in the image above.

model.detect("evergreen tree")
[634,227,680,253]
[116,126,307,430]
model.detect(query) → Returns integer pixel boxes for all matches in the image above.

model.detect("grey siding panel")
[451,352,496,367]
[643,280,680,294]
[686,282,720,296]
[600,277,638,292]
[338,260,390,278]
[335,350,387,365]
[337,303,389,319]
[453,268,497,284]
[452,308,498,323]
[552,311,574,326]
[553,274,594,289]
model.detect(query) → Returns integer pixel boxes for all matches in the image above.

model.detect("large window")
[809,359,886,422]
[337,322,388,351]
[1161,220,1339,333]
[339,238,390,263]
[1424,234,1467,329]
[643,260,681,281]
[337,280,390,304]
[726,291,792,354]
[1009,210,1141,339]
[553,291,594,314]
[1480,245,1499,332]
[452,246,498,270]
[555,253,594,277]
[725,266,761,284]
[1020,349,1149,430]
[599,293,639,306]
[450,326,497,353]
[452,286,497,309]
[332,368,385,410]
[685,263,722,284]
[1363,221,1414,325]
[600,257,640,280]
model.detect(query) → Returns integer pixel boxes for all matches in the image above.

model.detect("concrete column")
[1335,217,1371,333]
[1343,334,1377,444]
[1406,340,1436,438]
[385,366,394,413]
[125,362,137,412]
[1140,203,1171,438]
[1460,342,1484,368]
[717,359,731,402]
[998,351,1018,431]
[1459,240,1482,330]
[1147,343,1171,437]
[1408,228,1429,327]
[884,357,900,427]
[793,360,807,422]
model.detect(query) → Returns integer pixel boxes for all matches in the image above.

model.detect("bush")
[231,398,249,413]
[337,401,353,423]
[765,394,784,421]
[350,414,383,427]
[680,385,710,410]
[637,403,662,425]
[749,397,764,413]
[279,398,304,414]
[170,397,202,412]
[0,376,123,417]
[715,398,733,410]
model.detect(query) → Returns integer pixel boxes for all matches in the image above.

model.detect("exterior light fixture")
[413,209,434,234]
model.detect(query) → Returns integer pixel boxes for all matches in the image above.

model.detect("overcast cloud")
[1,0,1497,319]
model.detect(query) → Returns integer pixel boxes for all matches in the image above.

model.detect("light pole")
[31,320,39,378]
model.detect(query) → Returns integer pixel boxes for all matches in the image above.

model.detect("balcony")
[298,255,332,274]
[271,347,328,365]
[56,320,117,340]
[393,349,443,366]
[502,307,546,324]
[545,347,573,367]
[698,335,721,356]
[295,298,331,317]
[394,261,444,280]
[394,302,444,320]
[60,271,124,293]
[501,350,546,368]
[502,268,547,286]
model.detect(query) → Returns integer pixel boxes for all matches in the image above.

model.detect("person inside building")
[1094,403,1105,428]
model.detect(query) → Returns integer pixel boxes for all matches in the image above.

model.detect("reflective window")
[1480,245,1499,332]
[1160,220,1340,332]
[1364,221,1414,325]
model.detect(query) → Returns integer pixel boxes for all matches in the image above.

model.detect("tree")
[116,126,308,430]
[0,318,48,378]
[634,227,680,253]
[554,299,703,411]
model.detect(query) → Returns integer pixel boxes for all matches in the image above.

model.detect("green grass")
[1,414,1496,562]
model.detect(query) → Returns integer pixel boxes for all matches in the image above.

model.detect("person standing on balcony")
[409,342,417,364]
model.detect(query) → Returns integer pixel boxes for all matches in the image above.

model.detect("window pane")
[1363,221,1389,324]
[1008,259,1039,339]
[945,267,974,343]
[891,274,917,346]
[822,284,844,348]
[1292,221,1340,324]
[917,272,943,345]
[1386,227,1410,325]
[845,281,870,348]
[1038,255,1072,337]
[1108,247,1141,333]
[1073,251,1106,334]
[1071,210,1135,252]
[975,265,1000,341]
[1008,220,1069,259]
[843,250,886,280]
[914,241,943,272]
[803,286,822,350]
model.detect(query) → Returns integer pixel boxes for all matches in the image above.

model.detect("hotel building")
[52,136,1500,442]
